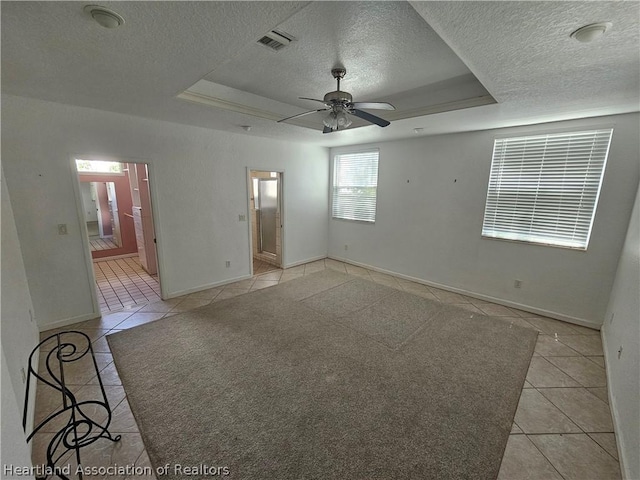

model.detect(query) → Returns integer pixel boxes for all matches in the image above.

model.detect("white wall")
[78,182,98,222]
[602,181,640,480]
[329,114,640,327]
[1,170,39,475]
[1,95,329,330]
[1,349,35,480]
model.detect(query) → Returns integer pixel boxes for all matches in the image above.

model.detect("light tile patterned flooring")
[89,236,119,252]
[253,257,280,275]
[33,258,620,479]
[94,258,161,312]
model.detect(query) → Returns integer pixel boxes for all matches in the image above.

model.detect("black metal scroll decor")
[22,331,121,480]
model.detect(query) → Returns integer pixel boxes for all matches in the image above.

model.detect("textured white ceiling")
[410,1,640,107]
[2,1,638,147]
[1,1,316,135]
[192,1,494,131]
[204,1,473,105]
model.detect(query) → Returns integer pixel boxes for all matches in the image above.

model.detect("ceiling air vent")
[257,30,294,51]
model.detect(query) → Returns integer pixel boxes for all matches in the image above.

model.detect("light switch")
[239,214,246,222]
[57,224,68,235]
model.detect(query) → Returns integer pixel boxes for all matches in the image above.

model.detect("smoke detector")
[84,5,125,29]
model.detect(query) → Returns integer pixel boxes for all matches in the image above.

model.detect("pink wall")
[80,172,137,259]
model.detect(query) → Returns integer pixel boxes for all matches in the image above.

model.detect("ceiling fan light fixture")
[570,22,612,43]
[84,5,125,29]
[322,112,336,129]
[323,110,352,130]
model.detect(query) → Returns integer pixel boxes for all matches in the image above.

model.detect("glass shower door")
[258,179,278,255]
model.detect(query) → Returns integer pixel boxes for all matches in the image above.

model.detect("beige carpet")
[108,270,537,479]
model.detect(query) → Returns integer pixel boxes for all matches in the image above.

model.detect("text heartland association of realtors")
[3,463,231,477]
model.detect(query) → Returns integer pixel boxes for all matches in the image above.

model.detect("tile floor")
[90,237,119,252]
[32,259,620,479]
[252,257,280,275]
[94,258,161,312]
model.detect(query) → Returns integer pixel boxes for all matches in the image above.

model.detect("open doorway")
[249,170,283,275]
[74,159,161,313]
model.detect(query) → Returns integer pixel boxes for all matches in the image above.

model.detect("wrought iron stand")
[23,331,121,480]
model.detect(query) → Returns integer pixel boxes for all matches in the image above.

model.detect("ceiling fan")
[278,68,395,134]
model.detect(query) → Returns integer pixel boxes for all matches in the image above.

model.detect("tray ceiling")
[181,1,495,132]
[2,1,638,146]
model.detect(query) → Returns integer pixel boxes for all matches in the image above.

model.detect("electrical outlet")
[225,261,231,268]
[513,279,522,289]
[238,214,246,222]
[344,244,349,251]
[21,367,26,384]
[618,345,623,359]
[57,224,68,235]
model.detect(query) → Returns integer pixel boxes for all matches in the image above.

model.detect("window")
[332,150,379,223]
[482,129,612,249]
[75,159,123,174]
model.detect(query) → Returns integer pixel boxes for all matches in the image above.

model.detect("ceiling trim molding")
[177,90,323,130]
[176,90,330,131]
[178,91,497,132]
[384,95,496,121]
[177,91,284,122]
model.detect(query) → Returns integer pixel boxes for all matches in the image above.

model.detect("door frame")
[246,168,285,275]
[70,154,167,317]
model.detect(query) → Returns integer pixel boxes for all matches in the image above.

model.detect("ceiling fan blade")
[351,102,396,111]
[299,97,328,105]
[278,108,328,123]
[322,125,333,134]
[351,109,391,128]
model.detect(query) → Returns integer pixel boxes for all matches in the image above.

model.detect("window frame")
[331,148,380,224]
[75,159,125,176]
[481,127,613,251]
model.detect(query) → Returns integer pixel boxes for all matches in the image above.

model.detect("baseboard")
[167,273,254,299]
[25,349,39,442]
[39,312,101,332]
[168,255,329,298]
[284,255,328,269]
[92,253,138,262]
[329,255,601,330]
[38,272,257,330]
[601,328,630,479]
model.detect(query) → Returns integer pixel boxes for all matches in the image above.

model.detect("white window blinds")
[482,129,612,249]
[332,150,379,223]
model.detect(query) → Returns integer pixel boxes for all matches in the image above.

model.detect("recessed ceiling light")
[570,22,612,43]
[241,125,252,132]
[84,5,125,29]
[413,128,424,134]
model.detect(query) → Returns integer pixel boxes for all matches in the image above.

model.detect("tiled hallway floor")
[89,236,119,252]
[94,257,161,312]
[34,259,621,479]
[253,257,280,275]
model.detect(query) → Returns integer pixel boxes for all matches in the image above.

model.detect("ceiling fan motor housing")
[324,90,353,105]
